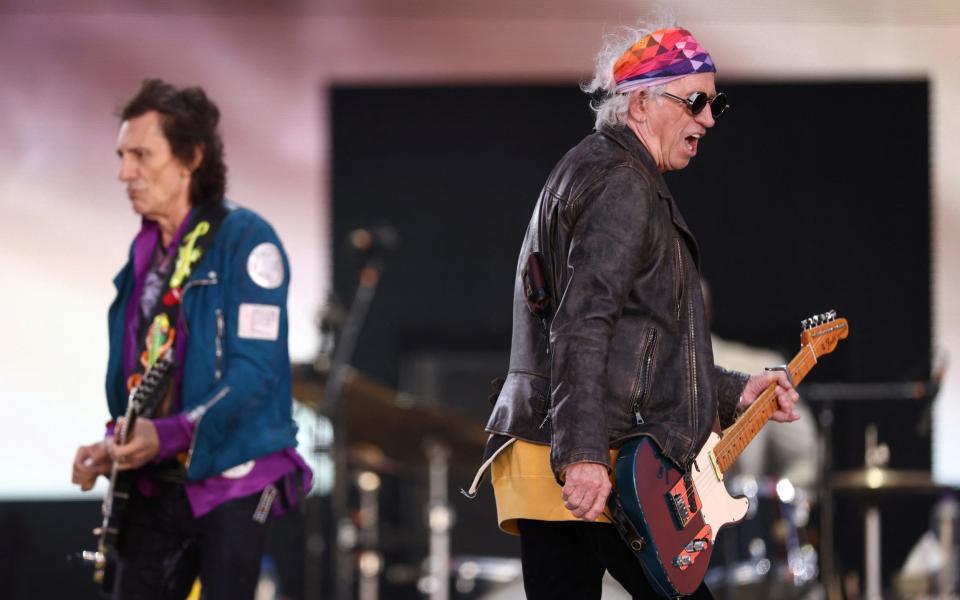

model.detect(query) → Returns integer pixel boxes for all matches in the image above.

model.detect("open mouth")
[685,134,702,154]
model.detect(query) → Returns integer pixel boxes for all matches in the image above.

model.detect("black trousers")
[517,519,715,600]
[113,483,269,600]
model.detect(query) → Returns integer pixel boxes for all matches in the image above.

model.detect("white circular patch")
[247,242,284,289]
[222,460,256,479]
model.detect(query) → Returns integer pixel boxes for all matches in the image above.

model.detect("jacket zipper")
[630,328,658,425]
[184,385,231,470]
[687,297,699,459]
[674,239,685,321]
[214,308,224,381]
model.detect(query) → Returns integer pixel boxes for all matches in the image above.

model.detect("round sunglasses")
[660,91,729,118]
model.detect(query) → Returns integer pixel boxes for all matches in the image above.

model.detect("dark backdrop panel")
[668,81,931,383]
[332,85,596,391]
[331,80,930,388]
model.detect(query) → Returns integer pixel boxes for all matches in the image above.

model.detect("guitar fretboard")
[713,345,818,473]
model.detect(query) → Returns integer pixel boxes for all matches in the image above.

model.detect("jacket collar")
[599,124,672,199]
[600,124,701,267]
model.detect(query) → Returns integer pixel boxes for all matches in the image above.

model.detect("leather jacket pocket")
[628,327,659,425]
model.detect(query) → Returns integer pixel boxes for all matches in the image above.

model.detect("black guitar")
[80,349,175,592]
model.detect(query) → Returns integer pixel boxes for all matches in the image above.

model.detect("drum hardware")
[831,423,952,600]
[300,228,390,600]
[707,474,818,597]
[864,423,887,600]
[803,373,944,600]
[936,497,958,597]
[420,439,454,600]
[356,470,382,600]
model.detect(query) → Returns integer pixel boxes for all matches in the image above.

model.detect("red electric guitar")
[613,311,849,598]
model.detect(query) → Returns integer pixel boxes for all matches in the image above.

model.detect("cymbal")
[832,468,950,495]
[291,363,488,472]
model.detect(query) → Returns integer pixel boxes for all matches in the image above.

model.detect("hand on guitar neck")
[740,370,801,423]
[106,417,160,471]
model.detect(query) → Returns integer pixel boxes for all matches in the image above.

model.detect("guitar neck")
[713,345,819,474]
[130,350,175,419]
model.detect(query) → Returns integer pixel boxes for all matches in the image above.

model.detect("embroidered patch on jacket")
[247,242,285,289]
[238,303,281,340]
[221,460,255,479]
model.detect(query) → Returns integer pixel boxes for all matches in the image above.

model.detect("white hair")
[583,15,679,130]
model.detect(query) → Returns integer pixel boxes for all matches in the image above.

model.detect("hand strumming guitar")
[72,442,111,491]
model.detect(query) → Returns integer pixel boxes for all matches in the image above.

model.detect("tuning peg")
[801,318,809,330]
[827,309,837,321]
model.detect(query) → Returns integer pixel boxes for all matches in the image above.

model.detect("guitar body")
[94,468,136,591]
[81,351,176,591]
[615,433,748,598]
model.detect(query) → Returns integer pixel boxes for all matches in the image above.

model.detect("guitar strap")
[127,202,229,416]
[608,492,676,598]
[607,491,647,555]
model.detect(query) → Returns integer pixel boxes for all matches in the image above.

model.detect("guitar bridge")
[666,476,701,528]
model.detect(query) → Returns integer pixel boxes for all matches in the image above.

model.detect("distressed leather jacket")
[485,125,748,479]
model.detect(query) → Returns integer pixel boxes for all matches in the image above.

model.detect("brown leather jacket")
[484,124,748,479]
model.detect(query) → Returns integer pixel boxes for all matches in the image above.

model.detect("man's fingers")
[563,485,587,510]
[582,484,611,521]
[570,488,598,518]
[562,481,594,515]
[563,479,612,519]
[113,444,137,469]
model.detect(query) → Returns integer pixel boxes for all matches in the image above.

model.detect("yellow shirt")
[490,439,617,535]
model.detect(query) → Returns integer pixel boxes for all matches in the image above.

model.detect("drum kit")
[291,360,493,600]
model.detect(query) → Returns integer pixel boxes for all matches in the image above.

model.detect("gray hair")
[583,18,678,130]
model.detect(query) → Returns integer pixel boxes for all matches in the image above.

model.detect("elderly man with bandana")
[470,24,803,599]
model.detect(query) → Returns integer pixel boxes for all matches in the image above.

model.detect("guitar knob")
[673,556,693,568]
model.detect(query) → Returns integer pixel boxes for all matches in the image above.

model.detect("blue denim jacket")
[105,204,298,480]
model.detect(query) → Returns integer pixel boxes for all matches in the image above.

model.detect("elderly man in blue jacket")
[71,78,309,600]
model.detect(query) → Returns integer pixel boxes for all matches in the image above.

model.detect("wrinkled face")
[636,72,718,172]
[116,110,192,221]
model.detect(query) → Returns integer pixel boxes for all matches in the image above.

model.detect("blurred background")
[1,0,958,598]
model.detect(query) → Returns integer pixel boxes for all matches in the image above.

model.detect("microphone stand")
[305,252,386,600]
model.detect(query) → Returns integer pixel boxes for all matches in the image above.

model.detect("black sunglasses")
[660,91,729,118]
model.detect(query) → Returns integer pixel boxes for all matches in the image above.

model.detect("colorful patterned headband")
[613,27,716,94]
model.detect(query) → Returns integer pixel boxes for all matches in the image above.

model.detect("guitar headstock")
[800,310,849,357]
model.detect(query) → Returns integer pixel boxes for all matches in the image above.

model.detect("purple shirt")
[119,217,311,517]
[153,415,311,517]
